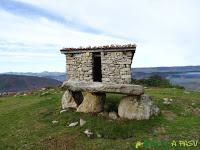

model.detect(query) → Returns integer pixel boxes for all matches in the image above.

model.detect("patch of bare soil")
[43,134,80,150]
[185,106,200,116]
[152,126,169,140]
[161,110,177,121]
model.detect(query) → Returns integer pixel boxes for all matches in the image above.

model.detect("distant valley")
[132,66,200,91]
[0,74,62,93]
[4,71,67,82]
[1,66,200,92]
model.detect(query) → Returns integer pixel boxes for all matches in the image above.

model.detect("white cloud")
[1,0,200,72]
[16,0,200,39]
[0,9,130,72]
[0,10,128,47]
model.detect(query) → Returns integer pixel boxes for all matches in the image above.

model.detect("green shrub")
[132,75,184,89]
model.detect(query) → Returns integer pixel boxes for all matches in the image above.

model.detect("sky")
[0,0,200,72]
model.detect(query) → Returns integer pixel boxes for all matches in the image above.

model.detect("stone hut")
[60,44,136,84]
[60,44,159,120]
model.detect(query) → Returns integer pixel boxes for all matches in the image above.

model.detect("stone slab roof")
[60,44,136,54]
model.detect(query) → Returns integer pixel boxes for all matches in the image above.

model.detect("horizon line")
[0,65,199,73]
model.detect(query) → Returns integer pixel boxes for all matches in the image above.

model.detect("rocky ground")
[0,87,200,149]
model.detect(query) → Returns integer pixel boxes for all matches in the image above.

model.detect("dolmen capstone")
[61,81,159,120]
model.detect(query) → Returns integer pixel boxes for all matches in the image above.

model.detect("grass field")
[0,87,200,150]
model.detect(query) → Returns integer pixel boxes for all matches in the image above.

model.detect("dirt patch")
[150,126,169,140]
[193,108,200,116]
[161,110,177,121]
[185,106,200,116]
[153,126,166,135]
[43,134,79,150]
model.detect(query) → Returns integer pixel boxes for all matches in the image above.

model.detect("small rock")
[80,118,86,126]
[68,121,79,127]
[84,129,93,137]
[96,133,102,138]
[184,91,190,94]
[23,93,27,96]
[52,120,59,124]
[2,92,7,96]
[163,98,168,101]
[191,103,195,106]
[163,98,173,105]
[60,109,68,114]
[40,91,49,96]
[163,101,171,105]
[99,111,109,117]
[14,92,21,97]
[108,111,118,120]
[41,88,46,91]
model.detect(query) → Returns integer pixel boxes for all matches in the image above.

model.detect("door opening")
[92,52,102,82]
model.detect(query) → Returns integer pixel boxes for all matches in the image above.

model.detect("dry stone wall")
[101,51,133,84]
[66,52,93,82]
[66,50,133,84]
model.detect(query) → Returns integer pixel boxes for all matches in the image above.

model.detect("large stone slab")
[77,92,105,113]
[61,90,83,109]
[118,94,159,120]
[62,81,144,96]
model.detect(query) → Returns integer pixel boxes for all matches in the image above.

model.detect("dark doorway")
[92,52,102,82]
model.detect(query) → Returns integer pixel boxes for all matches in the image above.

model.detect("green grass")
[0,87,200,149]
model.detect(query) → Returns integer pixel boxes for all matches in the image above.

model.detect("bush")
[132,75,184,89]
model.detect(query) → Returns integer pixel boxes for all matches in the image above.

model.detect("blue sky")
[0,0,200,72]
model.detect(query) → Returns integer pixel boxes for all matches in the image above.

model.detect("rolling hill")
[132,66,200,91]
[1,65,200,91]
[0,87,200,149]
[0,74,62,93]
[3,71,67,82]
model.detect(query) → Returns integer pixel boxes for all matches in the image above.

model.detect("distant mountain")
[1,65,200,91]
[0,74,62,93]
[133,66,200,73]
[44,75,66,82]
[3,71,67,82]
[132,66,200,91]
